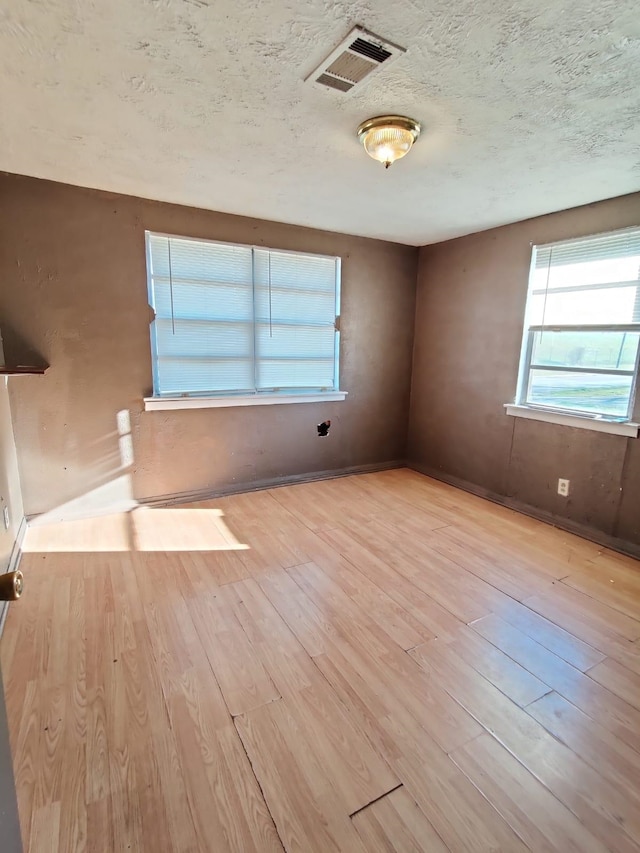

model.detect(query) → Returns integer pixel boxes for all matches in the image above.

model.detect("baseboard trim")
[407,462,640,562]
[0,516,27,639]
[139,460,406,508]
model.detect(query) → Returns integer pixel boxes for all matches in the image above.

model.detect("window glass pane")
[520,229,640,418]
[526,370,633,417]
[531,331,640,372]
[156,358,254,395]
[532,255,640,290]
[535,229,640,268]
[253,250,336,324]
[152,281,253,322]
[528,285,639,326]
[257,359,336,390]
[255,323,335,390]
[155,319,253,358]
[149,236,253,285]
[147,234,339,397]
[254,249,336,293]
[253,248,337,390]
[255,288,336,325]
[527,229,640,328]
[255,324,335,360]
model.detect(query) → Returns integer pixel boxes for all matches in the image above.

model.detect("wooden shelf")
[0,365,49,376]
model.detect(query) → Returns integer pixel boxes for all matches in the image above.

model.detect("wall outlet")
[3,506,9,530]
[557,478,570,497]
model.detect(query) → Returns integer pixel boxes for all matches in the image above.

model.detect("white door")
[0,572,23,852]
[0,665,21,851]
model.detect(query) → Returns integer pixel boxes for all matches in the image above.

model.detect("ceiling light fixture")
[357,115,421,169]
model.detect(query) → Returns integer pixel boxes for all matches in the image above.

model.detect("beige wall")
[408,192,640,550]
[0,380,23,571]
[4,169,639,550]
[0,173,417,517]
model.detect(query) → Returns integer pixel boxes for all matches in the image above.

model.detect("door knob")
[0,570,23,601]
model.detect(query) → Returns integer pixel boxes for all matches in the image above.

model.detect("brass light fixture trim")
[357,114,421,169]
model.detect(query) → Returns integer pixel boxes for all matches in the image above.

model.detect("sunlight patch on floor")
[24,505,249,553]
[131,507,249,552]
[23,509,132,552]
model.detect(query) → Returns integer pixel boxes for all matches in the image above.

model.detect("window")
[145,232,343,407]
[514,227,640,424]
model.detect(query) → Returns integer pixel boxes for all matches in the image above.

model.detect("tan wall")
[0,173,417,517]
[408,192,640,548]
[0,380,24,570]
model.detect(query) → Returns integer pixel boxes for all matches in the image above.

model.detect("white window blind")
[146,233,340,398]
[517,227,640,420]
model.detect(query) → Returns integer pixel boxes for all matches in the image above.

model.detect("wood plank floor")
[3,467,640,852]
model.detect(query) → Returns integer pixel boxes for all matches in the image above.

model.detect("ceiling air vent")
[305,26,405,94]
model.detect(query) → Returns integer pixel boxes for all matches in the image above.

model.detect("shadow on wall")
[30,408,138,525]
[26,408,252,553]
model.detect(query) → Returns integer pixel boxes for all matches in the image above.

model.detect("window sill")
[504,404,639,437]
[144,391,348,411]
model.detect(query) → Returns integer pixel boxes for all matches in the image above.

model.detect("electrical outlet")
[557,478,570,497]
[3,506,9,530]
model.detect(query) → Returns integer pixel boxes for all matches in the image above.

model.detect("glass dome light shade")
[357,116,421,168]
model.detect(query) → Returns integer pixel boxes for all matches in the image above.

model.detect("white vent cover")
[305,26,406,94]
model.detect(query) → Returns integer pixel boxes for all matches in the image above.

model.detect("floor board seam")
[348,782,403,819]
[305,642,401,785]
[7,469,640,852]
[447,739,555,853]
[231,714,287,853]
[558,575,640,626]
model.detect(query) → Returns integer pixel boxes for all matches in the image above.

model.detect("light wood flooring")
[3,468,640,852]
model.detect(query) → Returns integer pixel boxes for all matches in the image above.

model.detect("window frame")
[144,231,346,409]
[509,228,640,435]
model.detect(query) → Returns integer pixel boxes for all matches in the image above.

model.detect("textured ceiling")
[1,0,639,245]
